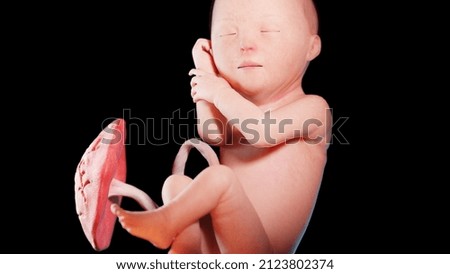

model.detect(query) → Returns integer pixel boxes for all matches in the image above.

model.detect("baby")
[111,0,331,254]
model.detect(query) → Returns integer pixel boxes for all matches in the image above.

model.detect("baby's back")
[221,138,327,253]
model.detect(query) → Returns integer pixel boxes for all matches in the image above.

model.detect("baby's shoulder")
[293,94,329,109]
[285,94,331,122]
[290,94,331,146]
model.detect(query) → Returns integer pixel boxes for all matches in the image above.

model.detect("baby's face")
[211,0,319,103]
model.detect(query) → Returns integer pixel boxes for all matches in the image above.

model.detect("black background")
[2,1,447,254]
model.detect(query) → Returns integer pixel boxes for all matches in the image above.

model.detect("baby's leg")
[111,165,272,253]
[162,174,220,253]
[162,175,221,253]
[161,174,201,253]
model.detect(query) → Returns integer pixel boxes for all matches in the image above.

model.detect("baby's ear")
[307,35,321,61]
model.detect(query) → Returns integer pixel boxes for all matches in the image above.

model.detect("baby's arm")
[191,39,228,146]
[190,71,331,148]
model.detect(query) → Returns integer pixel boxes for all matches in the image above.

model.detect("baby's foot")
[111,204,174,249]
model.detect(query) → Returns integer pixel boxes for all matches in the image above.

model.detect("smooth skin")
[111,0,331,254]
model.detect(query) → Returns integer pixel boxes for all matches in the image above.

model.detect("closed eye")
[219,32,237,37]
[261,30,280,33]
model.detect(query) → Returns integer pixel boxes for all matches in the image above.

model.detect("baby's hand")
[192,38,217,74]
[189,68,231,104]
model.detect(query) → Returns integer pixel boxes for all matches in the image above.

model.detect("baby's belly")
[220,142,327,252]
[220,141,326,192]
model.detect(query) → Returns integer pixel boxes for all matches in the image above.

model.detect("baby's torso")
[220,138,327,253]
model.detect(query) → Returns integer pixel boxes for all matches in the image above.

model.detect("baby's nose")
[239,32,257,52]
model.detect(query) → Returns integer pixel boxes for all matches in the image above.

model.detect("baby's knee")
[162,174,191,203]
[205,165,238,191]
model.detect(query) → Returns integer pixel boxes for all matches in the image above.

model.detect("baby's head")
[209,0,321,104]
[209,0,319,36]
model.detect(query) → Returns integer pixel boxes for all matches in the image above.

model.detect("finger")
[188,68,204,77]
[192,93,200,103]
[188,68,196,76]
[190,76,197,88]
[201,41,211,52]
[194,38,211,51]
[191,88,197,98]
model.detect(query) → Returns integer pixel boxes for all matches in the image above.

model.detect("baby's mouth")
[238,61,263,69]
